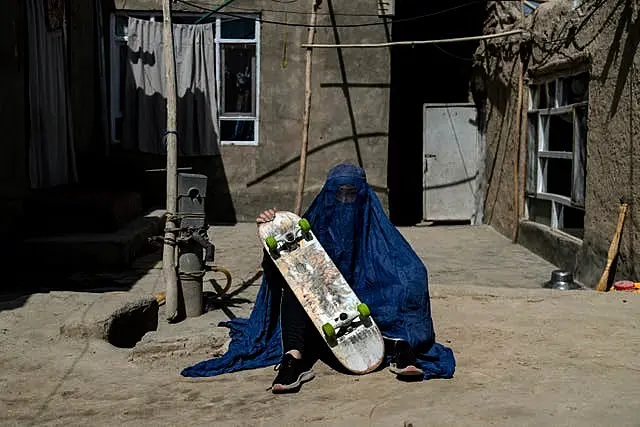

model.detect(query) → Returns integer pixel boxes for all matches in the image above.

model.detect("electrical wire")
[225,5,391,17]
[222,1,488,17]
[179,0,489,18]
[432,43,475,61]
[174,0,490,28]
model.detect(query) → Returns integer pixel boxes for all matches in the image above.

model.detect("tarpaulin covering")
[182,164,455,379]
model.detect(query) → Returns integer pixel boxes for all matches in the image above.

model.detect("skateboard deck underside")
[258,212,384,374]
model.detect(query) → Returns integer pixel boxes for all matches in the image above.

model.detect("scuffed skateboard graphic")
[258,211,385,374]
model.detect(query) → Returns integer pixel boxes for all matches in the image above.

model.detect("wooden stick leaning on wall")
[162,0,180,322]
[512,61,524,242]
[294,0,321,216]
[512,0,525,243]
[595,201,630,292]
[519,91,529,223]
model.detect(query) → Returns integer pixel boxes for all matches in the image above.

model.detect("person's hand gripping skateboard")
[256,208,277,224]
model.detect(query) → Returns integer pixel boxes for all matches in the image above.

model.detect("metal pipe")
[301,29,524,49]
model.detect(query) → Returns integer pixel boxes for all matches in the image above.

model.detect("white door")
[423,103,481,223]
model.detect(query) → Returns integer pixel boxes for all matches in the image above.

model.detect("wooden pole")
[162,0,180,322]
[294,0,320,216]
[512,70,524,243]
[519,93,529,220]
[512,0,525,243]
[595,202,629,291]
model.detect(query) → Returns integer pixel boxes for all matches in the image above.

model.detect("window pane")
[546,158,572,197]
[561,205,585,239]
[539,84,549,109]
[548,113,573,152]
[220,120,255,141]
[526,113,538,194]
[221,17,255,39]
[539,115,549,151]
[556,78,567,106]
[115,15,129,38]
[548,80,557,107]
[572,106,587,206]
[221,44,256,115]
[564,72,589,104]
[529,86,538,110]
[528,197,551,227]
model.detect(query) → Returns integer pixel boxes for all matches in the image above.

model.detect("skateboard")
[258,211,385,374]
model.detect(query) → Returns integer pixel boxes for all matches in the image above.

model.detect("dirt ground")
[1,224,639,426]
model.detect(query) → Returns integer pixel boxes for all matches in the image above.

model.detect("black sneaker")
[270,353,315,393]
[388,340,424,377]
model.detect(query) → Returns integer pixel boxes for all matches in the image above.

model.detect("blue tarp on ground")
[181,164,456,380]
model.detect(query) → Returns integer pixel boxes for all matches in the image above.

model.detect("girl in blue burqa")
[182,163,455,393]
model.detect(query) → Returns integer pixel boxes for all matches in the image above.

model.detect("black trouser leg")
[266,252,333,364]
[280,285,341,368]
[263,253,317,358]
[280,284,313,355]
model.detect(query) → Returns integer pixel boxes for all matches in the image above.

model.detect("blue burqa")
[182,164,456,379]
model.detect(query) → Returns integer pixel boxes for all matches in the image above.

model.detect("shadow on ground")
[0,245,161,313]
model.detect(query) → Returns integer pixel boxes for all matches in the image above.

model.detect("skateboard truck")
[322,303,372,346]
[265,218,314,259]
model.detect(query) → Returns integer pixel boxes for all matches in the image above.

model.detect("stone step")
[21,209,165,272]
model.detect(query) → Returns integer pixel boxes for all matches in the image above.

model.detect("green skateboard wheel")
[322,323,336,340]
[265,236,278,251]
[298,218,311,233]
[357,303,370,318]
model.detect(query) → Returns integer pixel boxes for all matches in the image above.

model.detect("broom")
[595,200,629,292]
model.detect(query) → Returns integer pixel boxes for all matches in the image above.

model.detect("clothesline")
[300,29,524,49]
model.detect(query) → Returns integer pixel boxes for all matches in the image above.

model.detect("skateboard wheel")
[322,323,336,340]
[357,303,371,318]
[298,218,311,233]
[265,236,278,251]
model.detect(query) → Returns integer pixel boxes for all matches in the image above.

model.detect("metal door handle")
[424,153,436,173]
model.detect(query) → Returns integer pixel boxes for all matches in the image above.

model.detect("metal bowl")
[543,270,583,290]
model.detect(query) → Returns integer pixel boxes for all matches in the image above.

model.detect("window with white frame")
[216,16,259,145]
[525,72,588,239]
[109,13,260,145]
